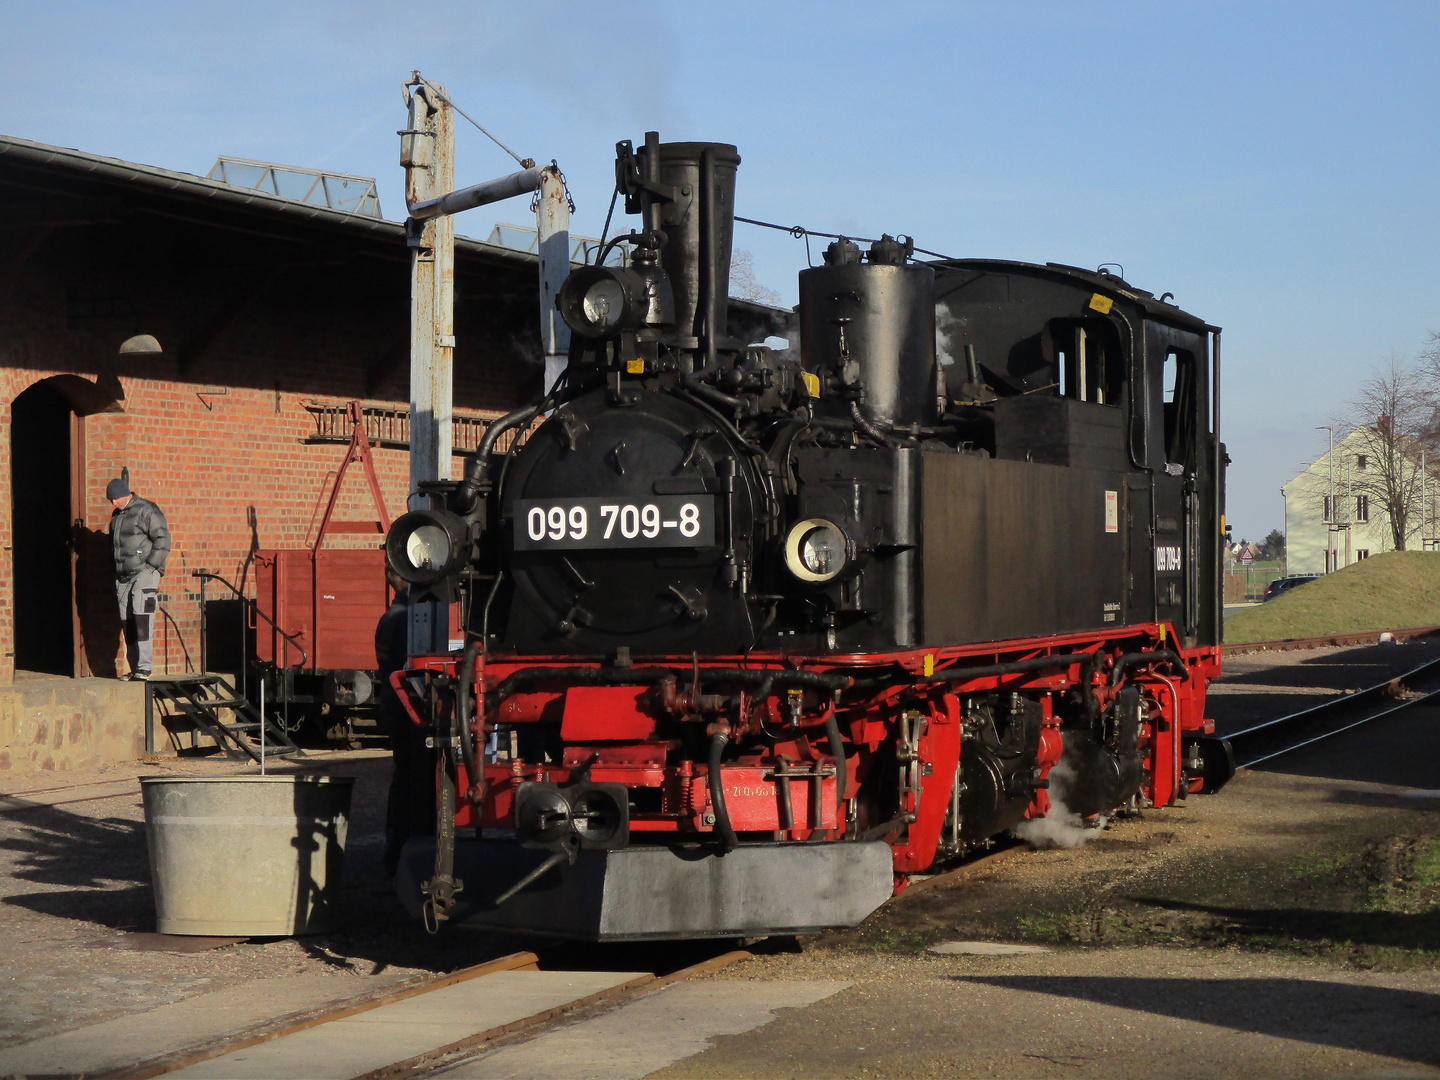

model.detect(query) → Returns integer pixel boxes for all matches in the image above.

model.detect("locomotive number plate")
[513,495,717,550]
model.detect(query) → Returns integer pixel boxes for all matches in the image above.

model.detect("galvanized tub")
[141,775,354,936]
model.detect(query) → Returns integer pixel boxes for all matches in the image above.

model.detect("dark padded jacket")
[110,495,171,580]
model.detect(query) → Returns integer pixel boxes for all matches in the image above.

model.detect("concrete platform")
[443,980,851,1079]
[168,969,646,1079]
[0,673,145,773]
[0,972,411,1076]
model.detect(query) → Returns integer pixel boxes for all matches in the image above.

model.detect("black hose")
[824,713,847,839]
[1108,649,1189,686]
[708,730,739,853]
[456,639,481,794]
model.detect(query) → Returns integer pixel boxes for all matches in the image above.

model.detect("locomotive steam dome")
[500,389,759,654]
[799,235,938,427]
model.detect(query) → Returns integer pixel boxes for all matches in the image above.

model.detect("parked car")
[1264,575,1319,601]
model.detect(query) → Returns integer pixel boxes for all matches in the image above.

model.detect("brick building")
[0,133,791,693]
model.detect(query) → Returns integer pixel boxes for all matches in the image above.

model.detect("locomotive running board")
[394,838,895,941]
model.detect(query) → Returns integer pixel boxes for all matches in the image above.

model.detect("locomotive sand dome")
[386,131,1234,939]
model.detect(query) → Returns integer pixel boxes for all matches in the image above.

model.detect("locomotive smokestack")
[631,136,740,372]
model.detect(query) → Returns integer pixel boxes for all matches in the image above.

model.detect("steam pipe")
[1107,649,1189,686]
[456,639,481,799]
[824,713,847,839]
[453,400,543,513]
[408,167,544,220]
[920,651,1095,683]
[848,400,891,445]
[454,369,599,514]
[483,664,850,711]
[708,730,740,852]
[701,146,718,370]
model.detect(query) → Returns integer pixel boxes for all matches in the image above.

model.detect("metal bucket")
[141,775,354,936]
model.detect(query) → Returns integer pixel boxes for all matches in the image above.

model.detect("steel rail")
[1227,653,1440,769]
[94,944,755,1080]
[363,948,756,1080]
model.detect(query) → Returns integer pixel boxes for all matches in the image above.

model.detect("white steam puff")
[936,305,962,368]
[1013,762,1108,850]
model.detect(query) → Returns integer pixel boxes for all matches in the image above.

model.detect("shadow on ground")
[0,800,152,930]
[0,789,531,976]
[1132,896,1440,953]
[955,975,1440,1066]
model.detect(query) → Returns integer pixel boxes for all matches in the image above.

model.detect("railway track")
[95,944,757,1079]
[1225,653,1440,768]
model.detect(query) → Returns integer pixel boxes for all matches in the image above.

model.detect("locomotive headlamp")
[558,260,674,339]
[385,508,471,586]
[784,518,849,583]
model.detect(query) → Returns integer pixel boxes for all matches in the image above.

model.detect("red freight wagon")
[249,403,456,740]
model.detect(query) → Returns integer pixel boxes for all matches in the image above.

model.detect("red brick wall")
[0,212,539,683]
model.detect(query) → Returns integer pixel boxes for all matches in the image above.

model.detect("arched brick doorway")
[11,381,74,674]
[10,374,124,677]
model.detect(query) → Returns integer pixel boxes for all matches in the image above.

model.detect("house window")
[1357,454,1368,470]
[1356,494,1369,523]
[1356,549,1370,560]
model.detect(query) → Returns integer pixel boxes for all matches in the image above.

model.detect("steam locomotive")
[385,133,1234,939]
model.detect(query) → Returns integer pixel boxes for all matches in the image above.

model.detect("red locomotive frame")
[398,623,1219,887]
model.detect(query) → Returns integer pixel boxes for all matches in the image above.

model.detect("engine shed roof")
[0,133,791,338]
[932,257,1220,335]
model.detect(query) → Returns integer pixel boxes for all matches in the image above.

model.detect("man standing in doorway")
[106,476,170,680]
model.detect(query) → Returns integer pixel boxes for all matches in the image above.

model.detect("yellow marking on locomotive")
[626,359,646,374]
[1088,293,1114,314]
[801,371,821,398]
[923,654,934,677]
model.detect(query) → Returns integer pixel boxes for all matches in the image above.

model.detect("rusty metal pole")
[401,74,455,510]
[536,165,571,395]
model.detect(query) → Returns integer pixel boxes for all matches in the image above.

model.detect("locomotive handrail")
[191,569,309,671]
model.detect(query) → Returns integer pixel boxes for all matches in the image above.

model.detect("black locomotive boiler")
[385,133,1233,939]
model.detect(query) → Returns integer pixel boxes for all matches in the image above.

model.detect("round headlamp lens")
[405,524,451,571]
[582,278,626,330]
[783,518,848,583]
[800,527,844,575]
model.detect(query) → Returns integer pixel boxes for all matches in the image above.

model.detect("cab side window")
[1051,318,1123,406]
[1163,348,1196,469]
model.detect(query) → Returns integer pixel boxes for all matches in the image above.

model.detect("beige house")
[1282,426,1440,574]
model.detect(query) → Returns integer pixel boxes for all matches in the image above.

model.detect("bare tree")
[729,249,781,306]
[1340,356,1433,550]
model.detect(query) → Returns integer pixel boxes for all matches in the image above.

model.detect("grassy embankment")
[1226,550,1440,643]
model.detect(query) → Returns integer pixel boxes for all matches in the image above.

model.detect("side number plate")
[513,495,717,550]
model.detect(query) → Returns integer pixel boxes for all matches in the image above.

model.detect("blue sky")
[4,1,1438,541]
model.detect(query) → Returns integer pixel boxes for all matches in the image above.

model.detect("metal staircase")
[145,673,303,763]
